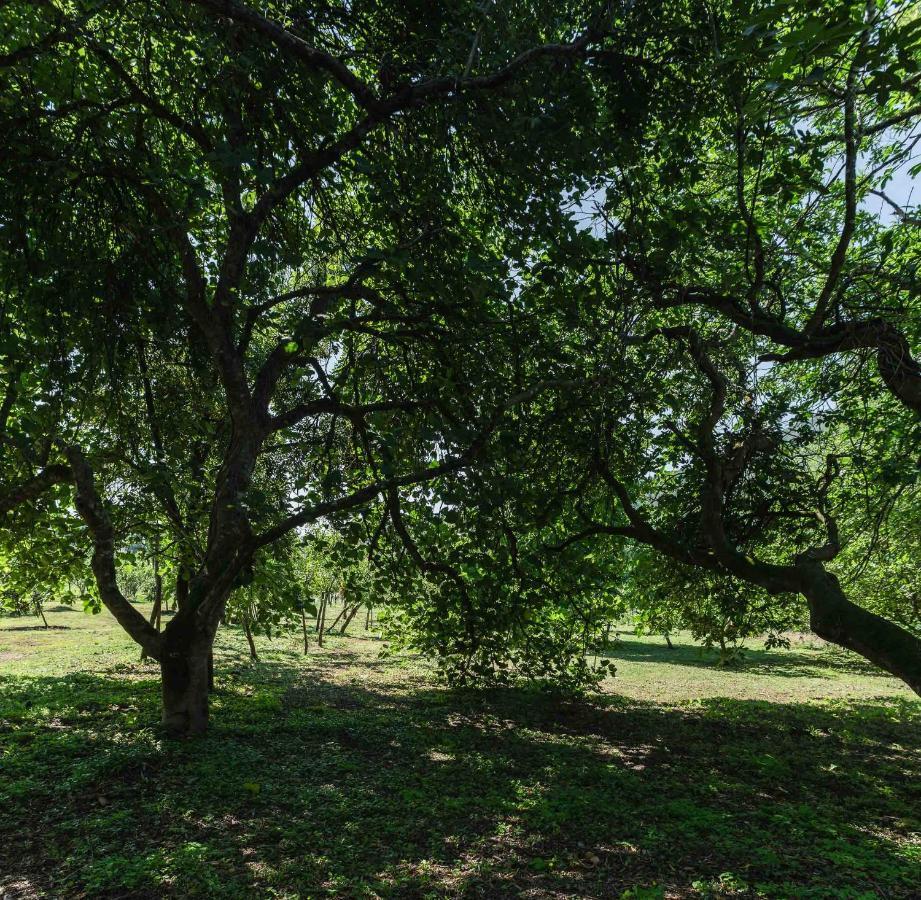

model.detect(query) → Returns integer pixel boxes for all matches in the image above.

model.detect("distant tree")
[624,549,806,664]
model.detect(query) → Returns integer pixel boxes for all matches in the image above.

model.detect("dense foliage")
[1,0,919,732]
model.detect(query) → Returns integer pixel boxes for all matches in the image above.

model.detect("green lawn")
[1,606,919,899]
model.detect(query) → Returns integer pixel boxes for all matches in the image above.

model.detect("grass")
[606,630,918,703]
[1,606,919,899]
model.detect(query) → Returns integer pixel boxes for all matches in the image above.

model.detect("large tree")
[0,0,624,733]
[599,0,921,690]
[478,0,921,693]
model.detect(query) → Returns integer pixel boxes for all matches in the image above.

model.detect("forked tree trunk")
[339,603,361,634]
[798,563,921,696]
[328,603,349,632]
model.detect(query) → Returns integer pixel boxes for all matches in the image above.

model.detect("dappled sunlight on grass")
[1,607,920,897]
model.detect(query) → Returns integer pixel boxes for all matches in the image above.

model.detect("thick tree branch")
[191,0,382,112]
[0,464,71,515]
[65,447,162,658]
[759,318,921,414]
[254,379,577,546]
[251,451,471,550]
[207,10,599,313]
[269,398,424,433]
[659,286,921,415]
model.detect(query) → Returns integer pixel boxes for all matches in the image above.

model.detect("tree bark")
[317,592,328,647]
[66,447,162,658]
[328,601,353,632]
[301,608,309,654]
[35,595,48,629]
[173,571,189,612]
[591,332,921,697]
[0,464,71,515]
[160,623,213,737]
[798,563,921,696]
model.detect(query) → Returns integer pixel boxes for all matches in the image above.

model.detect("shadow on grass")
[608,638,887,679]
[0,624,72,632]
[1,646,919,898]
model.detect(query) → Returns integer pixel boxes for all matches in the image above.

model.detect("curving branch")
[589,330,921,693]
[65,447,162,659]
[269,398,424,433]
[0,464,71,516]
[759,318,921,414]
[200,1,600,312]
[385,485,467,595]
[191,0,383,112]
[250,447,474,550]
[658,286,921,415]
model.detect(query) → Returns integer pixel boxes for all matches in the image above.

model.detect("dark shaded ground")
[1,624,72,631]
[1,628,919,899]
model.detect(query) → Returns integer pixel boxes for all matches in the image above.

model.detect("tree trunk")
[173,571,189,612]
[242,615,258,660]
[301,608,309,654]
[329,601,358,633]
[160,634,212,737]
[664,631,673,650]
[315,592,326,632]
[365,606,372,630]
[141,553,163,662]
[339,603,361,634]
[34,595,49,629]
[327,605,347,632]
[317,592,328,647]
[799,563,921,696]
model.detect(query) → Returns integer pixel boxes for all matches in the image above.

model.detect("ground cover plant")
[1,605,919,898]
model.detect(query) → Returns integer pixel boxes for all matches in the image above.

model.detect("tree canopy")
[1,0,919,734]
